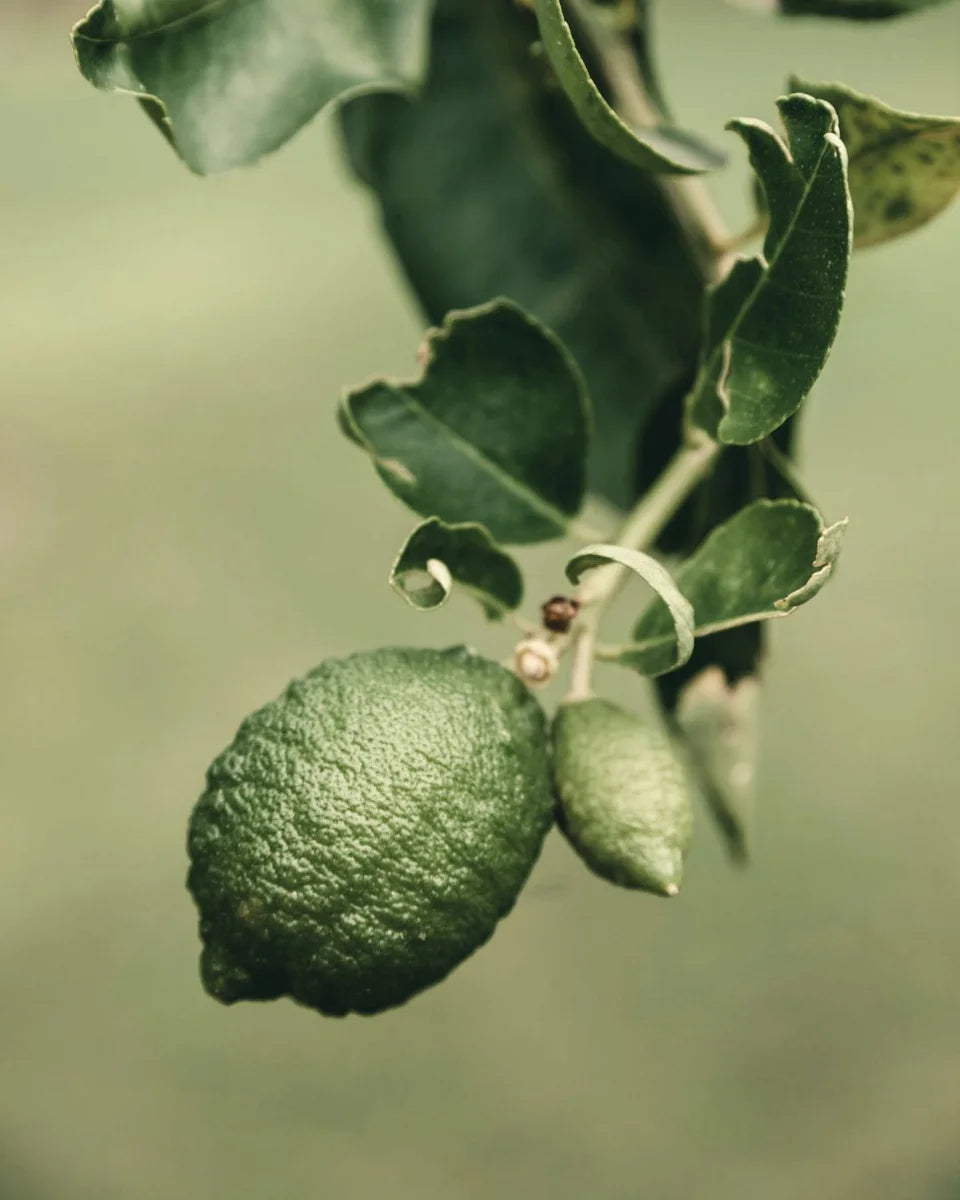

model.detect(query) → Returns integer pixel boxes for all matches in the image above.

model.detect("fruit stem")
[564,433,719,700]
[575,433,719,610]
[566,624,598,702]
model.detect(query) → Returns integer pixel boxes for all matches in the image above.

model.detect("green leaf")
[621,500,847,674]
[790,78,960,247]
[71,0,433,174]
[340,299,590,545]
[737,0,950,16]
[689,94,852,445]
[339,0,705,510]
[673,667,760,862]
[582,0,671,116]
[566,544,695,676]
[390,519,523,619]
[532,0,725,174]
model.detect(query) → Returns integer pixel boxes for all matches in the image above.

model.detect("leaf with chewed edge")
[340,299,591,545]
[688,94,852,445]
[339,0,705,511]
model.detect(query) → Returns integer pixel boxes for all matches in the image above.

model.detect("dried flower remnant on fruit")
[541,595,580,633]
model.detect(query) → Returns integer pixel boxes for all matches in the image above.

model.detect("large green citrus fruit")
[552,697,692,896]
[187,646,553,1016]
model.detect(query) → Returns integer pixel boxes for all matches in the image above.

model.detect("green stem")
[567,0,732,281]
[575,434,719,608]
[565,434,719,700]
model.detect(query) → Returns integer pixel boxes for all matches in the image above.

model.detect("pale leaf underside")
[72,0,433,174]
[674,667,761,862]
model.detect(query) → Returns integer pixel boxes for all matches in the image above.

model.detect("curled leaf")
[391,519,523,619]
[566,544,694,675]
[340,299,590,545]
[622,500,847,674]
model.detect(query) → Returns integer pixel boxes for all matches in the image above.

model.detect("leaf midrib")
[693,123,840,419]
[388,386,576,537]
[628,607,798,659]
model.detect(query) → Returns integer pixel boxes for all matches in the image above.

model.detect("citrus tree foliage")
[72,0,434,173]
[71,0,960,1015]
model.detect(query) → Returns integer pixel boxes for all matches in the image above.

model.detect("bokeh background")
[3,3,960,1197]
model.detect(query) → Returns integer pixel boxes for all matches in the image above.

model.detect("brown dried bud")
[541,595,580,634]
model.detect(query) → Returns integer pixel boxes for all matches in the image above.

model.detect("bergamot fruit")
[187,645,553,1016]
[552,697,692,896]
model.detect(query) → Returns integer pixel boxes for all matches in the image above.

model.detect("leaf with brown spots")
[792,79,960,247]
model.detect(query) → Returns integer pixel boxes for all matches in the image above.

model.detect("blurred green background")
[3,3,960,1197]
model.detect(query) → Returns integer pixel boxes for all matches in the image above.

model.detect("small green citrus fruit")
[552,697,692,896]
[187,646,553,1016]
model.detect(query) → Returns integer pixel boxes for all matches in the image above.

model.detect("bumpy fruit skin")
[187,646,553,1016]
[552,698,692,896]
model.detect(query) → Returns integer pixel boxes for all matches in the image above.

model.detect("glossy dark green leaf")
[566,544,694,675]
[689,94,852,445]
[390,518,523,619]
[791,78,960,247]
[636,418,805,781]
[532,0,725,174]
[735,0,950,17]
[71,0,433,174]
[674,667,761,861]
[339,299,590,545]
[620,500,846,674]
[339,0,704,510]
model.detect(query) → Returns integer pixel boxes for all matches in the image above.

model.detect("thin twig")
[566,0,735,283]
